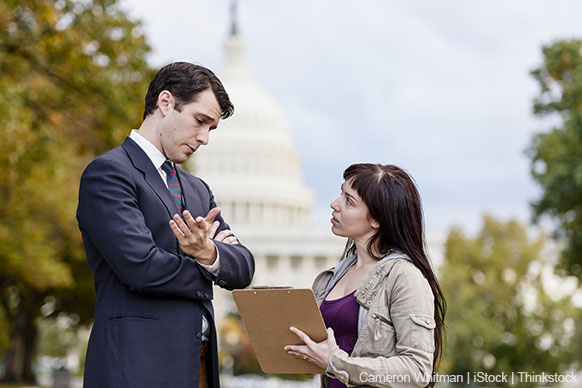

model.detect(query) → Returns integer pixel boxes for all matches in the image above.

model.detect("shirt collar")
[129,130,167,170]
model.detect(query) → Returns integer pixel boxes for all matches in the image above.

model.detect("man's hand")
[169,207,220,265]
[169,207,239,265]
[208,220,239,245]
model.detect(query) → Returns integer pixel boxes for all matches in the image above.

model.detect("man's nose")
[197,128,209,145]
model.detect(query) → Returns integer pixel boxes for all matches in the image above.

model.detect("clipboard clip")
[251,285,293,289]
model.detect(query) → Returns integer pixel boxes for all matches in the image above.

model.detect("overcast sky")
[120,0,581,238]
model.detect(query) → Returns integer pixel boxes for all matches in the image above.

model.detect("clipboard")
[232,287,328,374]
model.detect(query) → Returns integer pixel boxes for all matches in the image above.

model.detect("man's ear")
[157,90,174,116]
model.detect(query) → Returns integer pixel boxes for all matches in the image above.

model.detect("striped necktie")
[161,161,184,215]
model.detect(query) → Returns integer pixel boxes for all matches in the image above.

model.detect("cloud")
[121,0,582,235]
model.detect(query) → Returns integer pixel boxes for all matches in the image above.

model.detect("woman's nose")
[330,198,340,211]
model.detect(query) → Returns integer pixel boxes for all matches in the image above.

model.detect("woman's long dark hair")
[341,163,446,383]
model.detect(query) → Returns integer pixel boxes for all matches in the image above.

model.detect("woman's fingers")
[287,350,309,360]
[284,344,309,357]
[285,326,336,369]
[289,326,316,347]
[326,327,337,345]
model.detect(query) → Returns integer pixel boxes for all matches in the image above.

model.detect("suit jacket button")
[196,332,203,340]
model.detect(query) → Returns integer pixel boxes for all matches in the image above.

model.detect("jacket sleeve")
[198,179,255,290]
[325,263,435,388]
[77,157,213,300]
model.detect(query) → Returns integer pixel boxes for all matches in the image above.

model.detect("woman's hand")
[284,327,338,369]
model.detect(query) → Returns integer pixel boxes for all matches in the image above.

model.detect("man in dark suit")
[77,62,254,388]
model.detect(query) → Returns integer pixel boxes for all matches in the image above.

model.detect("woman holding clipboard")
[285,163,446,388]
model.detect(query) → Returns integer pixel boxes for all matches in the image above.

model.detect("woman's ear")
[370,219,380,230]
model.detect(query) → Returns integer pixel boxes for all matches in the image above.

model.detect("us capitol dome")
[186,18,344,299]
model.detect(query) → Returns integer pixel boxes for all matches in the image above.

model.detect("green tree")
[0,0,152,382]
[440,215,579,387]
[529,39,582,279]
[37,315,80,361]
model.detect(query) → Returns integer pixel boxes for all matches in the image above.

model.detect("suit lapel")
[176,166,204,218]
[121,137,178,217]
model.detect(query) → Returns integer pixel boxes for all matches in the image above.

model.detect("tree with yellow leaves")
[0,0,153,382]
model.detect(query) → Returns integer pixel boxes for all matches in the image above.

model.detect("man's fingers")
[209,221,220,238]
[215,229,233,241]
[181,211,199,230]
[169,220,185,238]
[187,207,220,230]
[224,236,238,245]
[172,214,191,234]
[205,207,221,223]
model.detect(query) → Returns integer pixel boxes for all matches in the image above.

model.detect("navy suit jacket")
[77,137,254,388]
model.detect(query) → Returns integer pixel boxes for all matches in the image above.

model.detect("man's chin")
[171,156,189,164]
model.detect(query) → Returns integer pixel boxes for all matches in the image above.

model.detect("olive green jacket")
[312,252,435,388]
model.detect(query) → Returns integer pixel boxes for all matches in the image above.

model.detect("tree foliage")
[440,216,579,387]
[0,0,153,382]
[529,39,582,279]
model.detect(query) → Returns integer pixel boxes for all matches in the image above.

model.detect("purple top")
[320,290,359,388]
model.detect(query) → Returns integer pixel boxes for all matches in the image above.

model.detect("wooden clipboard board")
[232,287,327,374]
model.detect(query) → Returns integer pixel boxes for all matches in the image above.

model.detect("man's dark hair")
[143,62,234,120]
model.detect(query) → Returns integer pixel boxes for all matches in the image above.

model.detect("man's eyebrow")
[196,112,220,129]
[197,113,216,121]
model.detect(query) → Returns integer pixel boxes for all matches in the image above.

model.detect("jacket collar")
[121,137,176,217]
[322,250,409,304]
[355,250,409,307]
